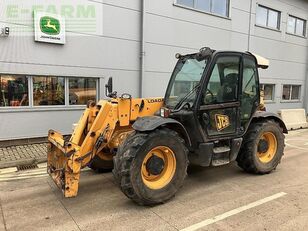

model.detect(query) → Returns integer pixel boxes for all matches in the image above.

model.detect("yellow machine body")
[47,97,163,197]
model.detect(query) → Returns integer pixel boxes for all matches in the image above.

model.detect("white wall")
[0,0,307,140]
[0,0,141,140]
[142,0,308,114]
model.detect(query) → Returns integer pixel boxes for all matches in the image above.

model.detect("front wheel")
[237,120,285,174]
[113,128,188,205]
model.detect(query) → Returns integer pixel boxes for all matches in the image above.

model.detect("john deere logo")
[215,114,230,131]
[40,16,60,35]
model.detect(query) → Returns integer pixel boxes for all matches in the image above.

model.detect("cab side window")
[203,56,240,104]
[241,57,258,125]
[242,58,258,98]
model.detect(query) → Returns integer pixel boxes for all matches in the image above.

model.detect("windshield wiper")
[173,84,200,111]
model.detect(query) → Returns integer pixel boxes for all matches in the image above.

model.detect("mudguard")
[132,116,192,146]
[252,111,288,133]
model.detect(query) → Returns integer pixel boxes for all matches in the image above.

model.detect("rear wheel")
[113,128,188,205]
[88,154,113,173]
[237,120,285,174]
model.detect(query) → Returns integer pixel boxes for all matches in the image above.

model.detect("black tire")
[113,128,188,205]
[88,155,113,173]
[113,131,137,184]
[237,120,285,174]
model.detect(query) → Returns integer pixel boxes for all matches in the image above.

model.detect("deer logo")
[40,16,60,35]
[44,19,58,32]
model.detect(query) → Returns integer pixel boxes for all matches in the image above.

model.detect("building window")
[69,78,97,105]
[287,15,306,37]
[282,85,301,101]
[260,84,275,101]
[0,75,99,109]
[256,5,281,30]
[33,76,65,106]
[176,0,229,17]
[0,75,29,107]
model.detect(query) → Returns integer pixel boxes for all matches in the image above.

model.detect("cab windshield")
[165,55,208,109]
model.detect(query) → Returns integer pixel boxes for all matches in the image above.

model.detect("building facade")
[0,0,307,141]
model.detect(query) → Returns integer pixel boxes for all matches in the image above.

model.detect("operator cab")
[163,47,266,165]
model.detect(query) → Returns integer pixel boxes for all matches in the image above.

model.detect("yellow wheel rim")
[97,152,113,161]
[141,146,176,190]
[257,132,277,163]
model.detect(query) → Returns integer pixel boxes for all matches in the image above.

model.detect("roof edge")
[247,52,269,69]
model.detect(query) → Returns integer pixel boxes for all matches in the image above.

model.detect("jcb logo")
[215,114,230,131]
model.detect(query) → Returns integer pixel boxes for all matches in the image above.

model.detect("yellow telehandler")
[48,47,287,205]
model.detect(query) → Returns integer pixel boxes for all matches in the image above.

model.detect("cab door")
[198,54,241,140]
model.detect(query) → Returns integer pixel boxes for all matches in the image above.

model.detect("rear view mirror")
[105,77,113,96]
[196,47,213,61]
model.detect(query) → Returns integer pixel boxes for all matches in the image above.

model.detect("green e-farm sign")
[34,11,65,44]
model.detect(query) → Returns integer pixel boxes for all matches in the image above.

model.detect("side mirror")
[105,77,117,98]
[105,77,113,96]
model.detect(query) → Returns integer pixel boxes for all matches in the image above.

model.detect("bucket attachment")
[47,130,81,198]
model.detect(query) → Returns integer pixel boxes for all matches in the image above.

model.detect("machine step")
[212,146,231,166]
[213,146,231,154]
